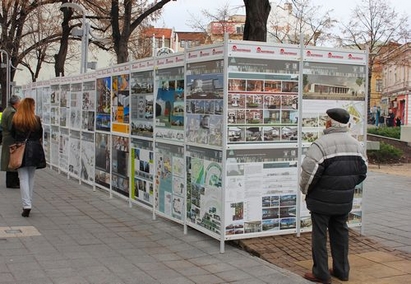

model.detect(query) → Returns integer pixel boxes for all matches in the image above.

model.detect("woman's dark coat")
[11,116,46,169]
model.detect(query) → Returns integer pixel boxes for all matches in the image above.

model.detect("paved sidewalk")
[238,170,411,284]
[0,168,310,284]
[1,168,410,284]
[360,169,411,253]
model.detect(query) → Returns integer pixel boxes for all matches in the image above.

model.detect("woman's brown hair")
[12,97,38,131]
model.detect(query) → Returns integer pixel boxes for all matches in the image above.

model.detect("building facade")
[207,15,245,42]
[141,27,207,56]
[380,43,411,126]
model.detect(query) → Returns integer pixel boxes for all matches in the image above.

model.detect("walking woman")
[11,98,46,217]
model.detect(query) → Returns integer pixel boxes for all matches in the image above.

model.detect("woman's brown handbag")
[8,132,31,170]
[8,142,26,170]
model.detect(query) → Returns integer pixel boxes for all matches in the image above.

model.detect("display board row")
[23,39,368,251]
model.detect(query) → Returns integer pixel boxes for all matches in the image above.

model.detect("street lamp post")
[0,49,11,103]
[60,3,88,74]
[84,22,90,73]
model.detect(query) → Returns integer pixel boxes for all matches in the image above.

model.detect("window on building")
[165,39,171,48]
[394,66,398,82]
[236,24,245,34]
[155,39,161,48]
[384,70,388,87]
[376,79,383,92]
[180,40,185,48]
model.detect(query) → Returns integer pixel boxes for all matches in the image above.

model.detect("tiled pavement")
[0,168,311,284]
[0,167,410,283]
[237,170,411,283]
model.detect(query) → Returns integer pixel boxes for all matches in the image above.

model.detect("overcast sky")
[155,0,411,31]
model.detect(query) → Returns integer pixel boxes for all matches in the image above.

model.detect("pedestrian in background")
[300,108,368,284]
[386,109,395,127]
[0,106,3,144]
[11,98,46,217]
[1,95,21,188]
[375,106,381,127]
[396,116,401,127]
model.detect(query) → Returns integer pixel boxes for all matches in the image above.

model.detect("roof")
[175,32,207,41]
[142,28,172,39]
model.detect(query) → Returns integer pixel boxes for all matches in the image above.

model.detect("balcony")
[383,81,411,96]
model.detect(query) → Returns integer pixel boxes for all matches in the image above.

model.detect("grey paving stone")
[158,276,195,284]
[241,264,289,277]
[147,267,183,280]
[37,259,71,270]
[188,273,226,284]
[53,276,89,284]
[175,266,210,277]
[12,269,48,281]
[0,272,14,282]
[216,269,255,282]
[259,272,311,284]
[43,267,77,278]
[202,262,237,273]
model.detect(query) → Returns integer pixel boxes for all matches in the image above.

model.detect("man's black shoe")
[304,272,331,284]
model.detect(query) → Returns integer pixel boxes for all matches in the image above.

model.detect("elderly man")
[300,108,368,284]
[1,95,21,188]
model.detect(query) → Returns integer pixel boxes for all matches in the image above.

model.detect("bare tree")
[19,3,65,81]
[130,25,160,59]
[114,0,177,63]
[61,0,174,64]
[188,2,243,43]
[268,0,335,45]
[243,0,271,41]
[0,0,61,108]
[53,0,173,75]
[336,0,411,113]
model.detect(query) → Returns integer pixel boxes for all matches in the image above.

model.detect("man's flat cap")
[326,108,350,124]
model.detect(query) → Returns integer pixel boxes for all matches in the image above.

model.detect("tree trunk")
[110,0,175,64]
[243,0,271,42]
[55,4,74,77]
[0,68,6,109]
[115,38,130,64]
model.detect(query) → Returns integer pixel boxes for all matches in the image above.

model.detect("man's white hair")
[330,118,349,128]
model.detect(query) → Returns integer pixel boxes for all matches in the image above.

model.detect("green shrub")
[367,126,400,139]
[367,142,403,164]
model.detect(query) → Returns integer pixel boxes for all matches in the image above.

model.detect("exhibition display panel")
[22,39,367,251]
[129,59,155,208]
[81,75,97,186]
